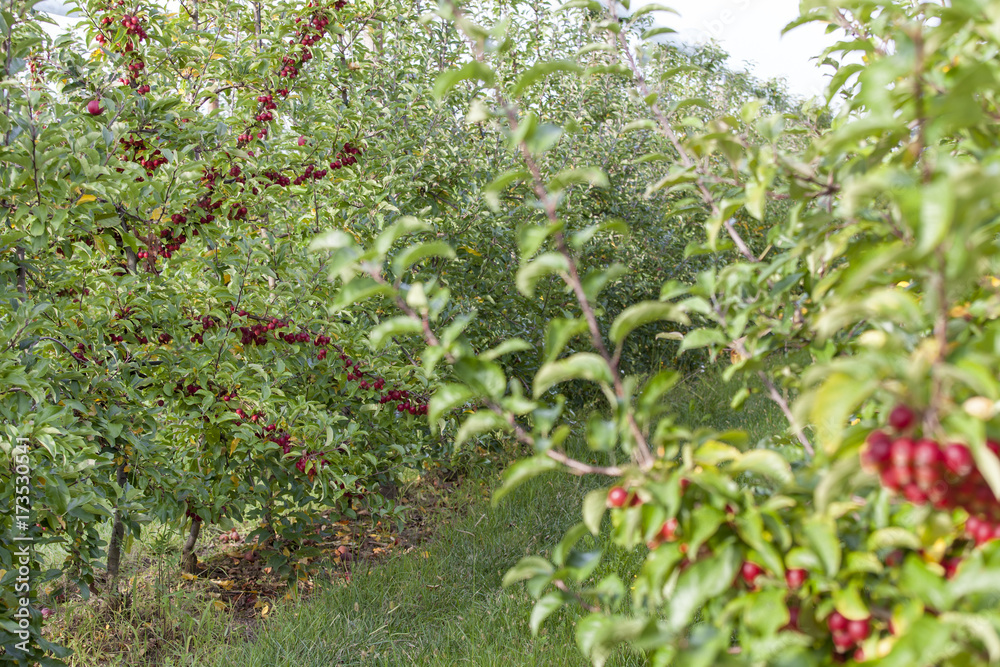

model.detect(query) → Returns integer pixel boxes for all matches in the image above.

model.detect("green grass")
[187,471,644,667]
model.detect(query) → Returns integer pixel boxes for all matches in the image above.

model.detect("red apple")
[846,618,870,642]
[740,561,763,586]
[888,404,916,430]
[785,568,807,589]
[861,430,892,469]
[86,99,103,115]
[943,442,974,478]
[657,518,678,542]
[607,486,628,508]
[827,611,848,633]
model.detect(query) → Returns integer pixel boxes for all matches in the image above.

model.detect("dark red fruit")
[827,611,848,633]
[943,443,974,478]
[785,568,807,589]
[741,561,763,586]
[861,430,892,468]
[902,483,928,504]
[890,438,915,485]
[87,99,103,115]
[913,438,942,468]
[846,618,870,642]
[658,518,678,542]
[607,486,628,508]
[880,467,903,490]
[888,404,916,431]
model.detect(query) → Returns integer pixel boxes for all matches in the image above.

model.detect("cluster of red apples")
[862,404,1000,542]
[607,483,876,660]
[91,3,152,95]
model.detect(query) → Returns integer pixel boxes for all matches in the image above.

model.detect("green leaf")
[637,369,681,413]
[558,0,602,11]
[666,543,741,633]
[494,456,561,504]
[428,383,475,427]
[629,3,679,20]
[534,353,613,398]
[454,357,506,399]
[333,278,393,310]
[484,169,528,212]
[518,221,560,259]
[807,371,876,455]
[310,230,357,252]
[516,252,569,297]
[609,301,688,344]
[731,450,793,488]
[583,488,607,535]
[678,328,726,353]
[621,119,656,133]
[391,241,455,275]
[481,338,532,361]
[530,591,567,635]
[641,26,677,39]
[917,179,953,255]
[511,60,582,98]
[743,588,789,636]
[693,440,742,466]
[456,410,511,449]
[939,612,1000,664]
[686,504,725,557]
[547,167,608,192]
[735,509,785,577]
[553,522,590,566]
[369,316,423,348]
[373,216,431,256]
[503,556,555,587]
[867,527,922,552]
[832,580,869,621]
[899,554,951,611]
[433,61,495,102]
[803,517,841,577]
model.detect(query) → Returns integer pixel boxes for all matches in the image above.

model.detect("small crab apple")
[846,618,870,642]
[657,518,678,542]
[607,486,629,508]
[832,632,855,651]
[861,430,892,469]
[740,561,763,587]
[785,568,807,589]
[827,611,849,633]
[888,404,916,430]
[943,442,974,478]
[86,99,103,115]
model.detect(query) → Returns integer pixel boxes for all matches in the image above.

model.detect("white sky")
[638,0,839,99]
[38,0,837,99]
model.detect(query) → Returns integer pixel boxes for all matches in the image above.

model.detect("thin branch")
[606,1,757,263]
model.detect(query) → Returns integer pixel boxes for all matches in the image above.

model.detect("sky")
[36,0,837,99]
[638,0,839,100]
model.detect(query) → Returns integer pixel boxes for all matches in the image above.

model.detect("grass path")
[181,372,787,666]
[190,470,644,667]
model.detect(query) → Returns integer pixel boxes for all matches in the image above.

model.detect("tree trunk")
[181,519,201,573]
[106,460,128,579]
